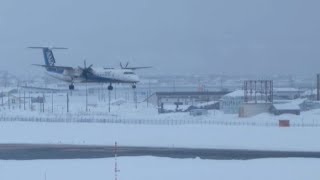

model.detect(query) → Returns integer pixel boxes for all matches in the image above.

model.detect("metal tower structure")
[244,80,273,103]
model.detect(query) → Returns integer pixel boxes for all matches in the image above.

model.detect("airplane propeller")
[120,62,129,69]
[79,60,93,80]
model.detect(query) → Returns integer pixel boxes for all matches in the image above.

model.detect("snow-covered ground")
[1,91,320,152]
[2,90,320,126]
[0,95,320,127]
[0,122,320,151]
[0,157,319,180]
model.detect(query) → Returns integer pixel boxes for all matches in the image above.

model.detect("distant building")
[270,99,305,115]
[220,90,244,114]
[300,100,320,111]
[271,104,300,115]
[1,94,26,107]
[301,89,317,100]
[273,88,304,100]
[145,91,230,107]
[0,87,18,96]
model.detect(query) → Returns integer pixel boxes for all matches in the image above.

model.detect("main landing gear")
[69,84,75,90]
[108,84,113,91]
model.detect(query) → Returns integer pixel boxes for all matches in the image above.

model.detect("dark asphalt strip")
[0,144,319,160]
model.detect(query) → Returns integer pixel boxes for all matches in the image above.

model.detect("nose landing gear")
[132,84,136,89]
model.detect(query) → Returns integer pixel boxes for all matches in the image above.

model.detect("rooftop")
[272,99,306,110]
[274,88,304,92]
[223,90,244,97]
[155,91,230,96]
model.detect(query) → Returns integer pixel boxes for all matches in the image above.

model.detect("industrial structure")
[244,80,273,103]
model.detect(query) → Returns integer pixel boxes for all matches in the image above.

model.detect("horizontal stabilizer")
[28,47,68,50]
[32,64,73,70]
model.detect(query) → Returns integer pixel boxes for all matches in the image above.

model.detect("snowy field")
[2,89,320,127]
[2,90,320,152]
[2,98,320,127]
[0,157,319,180]
[0,121,320,151]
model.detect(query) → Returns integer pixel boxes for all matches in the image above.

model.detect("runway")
[0,143,319,160]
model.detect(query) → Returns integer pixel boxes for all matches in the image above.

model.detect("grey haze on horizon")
[0,0,319,78]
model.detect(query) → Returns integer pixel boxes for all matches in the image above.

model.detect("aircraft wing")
[123,66,152,70]
[32,64,74,70]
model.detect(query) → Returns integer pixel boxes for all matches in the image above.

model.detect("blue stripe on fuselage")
[46,67,64,74]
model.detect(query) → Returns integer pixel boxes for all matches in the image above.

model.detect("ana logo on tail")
[45,49,55,66]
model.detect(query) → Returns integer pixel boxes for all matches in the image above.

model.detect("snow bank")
[0,157,319,180]
[0,122,320,151]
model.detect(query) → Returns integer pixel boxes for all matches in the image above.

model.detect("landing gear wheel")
[69,84,75,90]
[108,84,113,91]
[132,84,136,89]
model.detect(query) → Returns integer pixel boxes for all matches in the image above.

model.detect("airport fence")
[0,115,320,127]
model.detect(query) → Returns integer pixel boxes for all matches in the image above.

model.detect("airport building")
[220,90,244,114]
[271,103,301,115]
[145,91,229,107]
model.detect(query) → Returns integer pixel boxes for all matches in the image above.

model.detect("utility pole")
[19,90,21,109]
[103,84,106,102]
[39,97,41,112]
[146,91,149,107]
[86,81,88,112]
[114,84,117,100]
[23,91,26,110]
[51,92,53,113]
[98,84,101,101]
[7,93,10,110]
[42,93,45,112]
[67,93,69,113]
[29,92,31,110]
[114,142,120,180]
[147,80,151,107]
[108,90,111,112]
[134,88,137,109]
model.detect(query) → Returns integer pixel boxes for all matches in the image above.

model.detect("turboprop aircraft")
[29,47,151,90]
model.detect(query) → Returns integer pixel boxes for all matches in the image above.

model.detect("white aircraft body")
[29,47,150,90]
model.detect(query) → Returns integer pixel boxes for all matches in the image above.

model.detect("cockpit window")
[124,72,135,74]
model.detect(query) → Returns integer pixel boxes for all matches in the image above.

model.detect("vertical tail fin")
[28,47,68,66]
[43,48,55,66]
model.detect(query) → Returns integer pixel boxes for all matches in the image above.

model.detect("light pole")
[51,91,53,113]
[67,93,69,113]
[86,80,88,112]
[108,89,111,112]
[23,91,25,110]
[42,93,45,112]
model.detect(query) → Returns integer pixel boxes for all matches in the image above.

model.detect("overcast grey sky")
[0,0,319,77]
